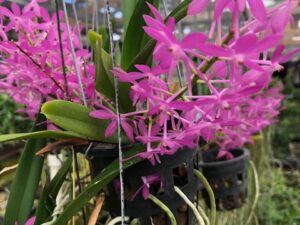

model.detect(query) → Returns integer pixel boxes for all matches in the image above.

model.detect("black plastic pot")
[289,141,300,159]
[84,143,198,225]
[199,148,250,211]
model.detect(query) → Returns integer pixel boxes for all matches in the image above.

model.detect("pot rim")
[199,148,250,167]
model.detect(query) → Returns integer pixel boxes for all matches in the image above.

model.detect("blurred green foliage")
[272,74,300,158]
[257,169,300,225]
[0,93,32,134]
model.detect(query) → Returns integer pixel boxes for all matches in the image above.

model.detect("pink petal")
[279,48,300,64]
[212,61,227,79]
[142,185,150,200]
[0,6,13,17]
[90,110,115,119]
[143,15,164,30]
[214,0,231,20]
[105,120,117,137]
[121,120,134,142]
[187,0,210,16]
[198,43,233,57]
[233,33,257,53]
[11,2,20,16]
[247,0,266,23]
[271,45,285,62]
[181,32,207,49]
[166,17,175,31]
[270,3,291,34]
[253,35,282,53]
[237,0,246,11]
[244,59,264,71]
[146,2,163,22]
[138,120,147,136]
[40,7,50,21]
[25,217,36,225]
[135,64,151,73]
[143,27,170,43]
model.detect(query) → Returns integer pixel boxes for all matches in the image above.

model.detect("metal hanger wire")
[62,0,88,106]
[105,1,126,224]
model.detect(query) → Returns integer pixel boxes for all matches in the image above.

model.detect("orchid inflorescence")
[0,0,299,163]
[0,0,96,119]
[92,0,299,162]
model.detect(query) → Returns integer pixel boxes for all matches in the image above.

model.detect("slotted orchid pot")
[0,0,299,224]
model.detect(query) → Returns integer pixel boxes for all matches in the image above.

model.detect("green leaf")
[89,31,134,113]
[89,31,115,101]
[41,100,127,143]
[121,0,159,71]
[168,0,191,21]
[126,0,192,72]
[122,0,139,33]
[52,145,145,225]
[0,130,86,143]
[98,26,110,52]
[35,157,72,224]
[4,114,47,225]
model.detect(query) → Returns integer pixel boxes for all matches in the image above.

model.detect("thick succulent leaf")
[41,100,128,143]
[89,31,134,113]
[121,0,159,71]
[0,130,86,143]
[34,157,72,225]
[122,0,139,33]
[51,145,145,225]
[98,26,110,52]
[89,31,115,101]
[4,114,47,225]
[126,0,192,72]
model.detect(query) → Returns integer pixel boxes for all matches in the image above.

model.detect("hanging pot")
[289,140,300,159]
[199,148,250,211]
[84,142,198,225]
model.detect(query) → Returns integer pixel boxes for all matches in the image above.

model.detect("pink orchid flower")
[15,217,36,225]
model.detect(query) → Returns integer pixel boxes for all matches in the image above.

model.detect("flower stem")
[15,44,65,93]
[175,31,234,100]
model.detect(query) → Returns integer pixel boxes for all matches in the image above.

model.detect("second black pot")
[199,148,250,211]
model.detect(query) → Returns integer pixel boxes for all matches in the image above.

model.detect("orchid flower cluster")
[0,0,299,163]
[91,0,299,161]
[0,0,96,119]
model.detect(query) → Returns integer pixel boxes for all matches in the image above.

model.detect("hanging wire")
[71,0,83,49]
[62,0,88,106]
[161,0,183,88]
[54,3,90,225]
[91,0,96,31]
[105,1,126,224]
[85,0,89,50]
[95,0,99,33]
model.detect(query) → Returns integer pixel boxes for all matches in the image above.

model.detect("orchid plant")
[0,0,299,224]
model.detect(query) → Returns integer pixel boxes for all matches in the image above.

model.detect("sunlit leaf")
[41,100,128,143]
